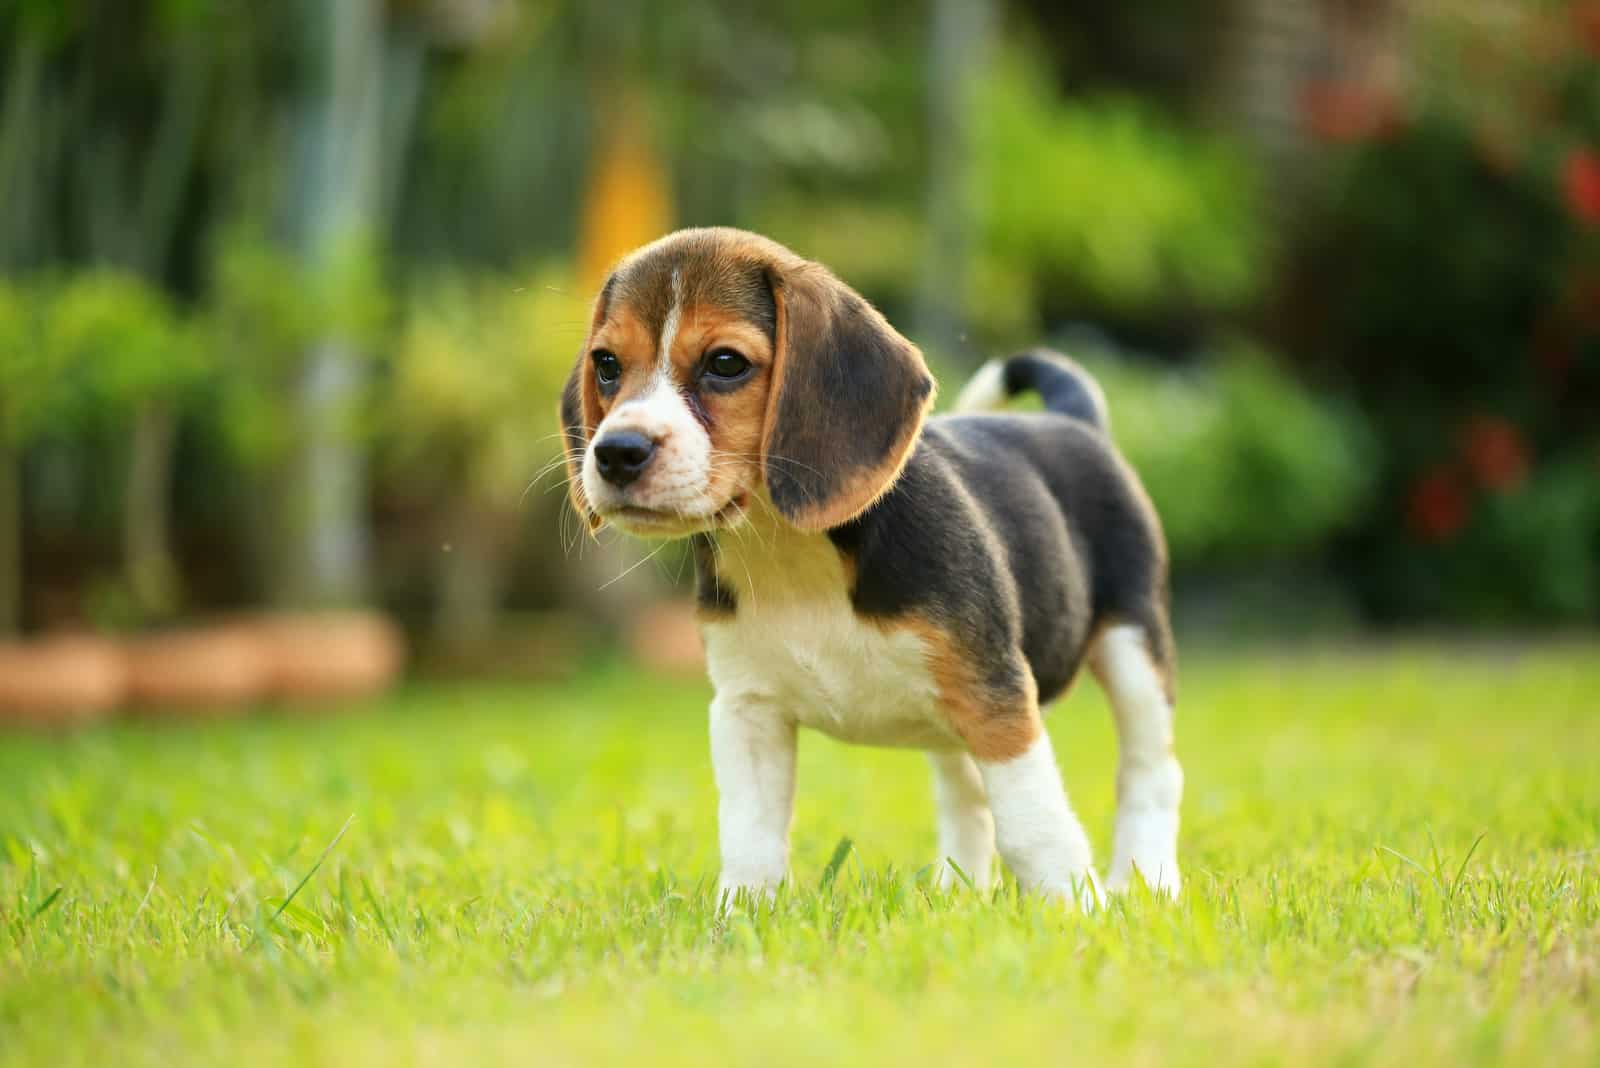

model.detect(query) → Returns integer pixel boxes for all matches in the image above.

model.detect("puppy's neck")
[699,498,852,612]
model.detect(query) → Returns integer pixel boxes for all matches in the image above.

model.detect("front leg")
[710,692,797,903]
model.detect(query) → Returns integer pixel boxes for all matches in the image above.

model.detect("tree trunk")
[0,439,20,636]
[283,0,424,609]
[124,400,180,621]
[285,0,386,608]
[914,0,994,363]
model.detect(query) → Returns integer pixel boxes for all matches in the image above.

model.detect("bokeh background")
[1,0,1598,717]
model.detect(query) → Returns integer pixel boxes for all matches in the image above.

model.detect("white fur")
[710,690,796,901]
[977,732,1101,910]
[954,358,1008,412]
[1091,624,1183,896]
[929,750,995,891]
[701,518,954,751]
[656,268,683,375]
[702,512,959,901]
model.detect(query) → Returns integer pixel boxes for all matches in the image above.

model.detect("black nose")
[593,431,657,488]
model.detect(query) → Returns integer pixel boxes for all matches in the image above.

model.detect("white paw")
[716,877,780,910]
[1033,868,1104,913]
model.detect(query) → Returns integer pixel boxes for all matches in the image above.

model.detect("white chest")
[698,522,955,749]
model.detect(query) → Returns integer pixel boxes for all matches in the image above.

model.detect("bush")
[379,264,583,640]
[1298,3,1600,621]
[1085,346,1375,569]
[977,55,1265,330]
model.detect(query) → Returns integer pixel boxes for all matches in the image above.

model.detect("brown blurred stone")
[124,623,270,715]
[253,612,407,705]
[0,635,126,729]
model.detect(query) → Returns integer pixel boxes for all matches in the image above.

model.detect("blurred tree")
[0,281,75,634]
[284,0,404,608]
[46,273,203,624]
[383,266,575,642]
[915,0,994,359]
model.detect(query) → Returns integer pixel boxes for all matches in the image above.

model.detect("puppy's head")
[560,228,934,538]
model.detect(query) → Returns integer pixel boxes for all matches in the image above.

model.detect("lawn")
[1,641,1597,1066]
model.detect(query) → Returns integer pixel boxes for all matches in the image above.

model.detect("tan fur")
[673,305,775,509]
[901,617,1042,762]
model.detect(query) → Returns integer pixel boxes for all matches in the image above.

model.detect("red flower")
[1575,2,1600,56]
[1563,149,1600,225]
[1407,468,1471,543]
[1460,416,1530,493]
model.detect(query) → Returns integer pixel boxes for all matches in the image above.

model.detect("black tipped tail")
[956,349,1109,430]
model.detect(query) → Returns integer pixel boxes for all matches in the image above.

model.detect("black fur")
[1001,349,1108,431]
[691,533,737,616]
[823,360,1173,705]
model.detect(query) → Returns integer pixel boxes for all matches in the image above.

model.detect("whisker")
[599,539,671,591]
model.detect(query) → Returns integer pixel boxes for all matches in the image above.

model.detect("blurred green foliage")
[0,280,74,446]
[979,57,1264,325]
[45,271,201,419]
[1091,347,1375,568]
[207,229,389,471]
[383,265,578,508]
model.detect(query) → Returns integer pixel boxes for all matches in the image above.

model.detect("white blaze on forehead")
[657,267,683,377]
[582,265,716,518]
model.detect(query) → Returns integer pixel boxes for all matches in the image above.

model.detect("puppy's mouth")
[602,493,750,536]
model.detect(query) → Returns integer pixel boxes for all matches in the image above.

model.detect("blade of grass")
[361,875,396,945]
[1449,832,1488,901]
[27,886,61,922]
[819,836,854,890]
[252,814,355,945]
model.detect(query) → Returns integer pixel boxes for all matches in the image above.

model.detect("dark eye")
[704,348,750,380]
[592,350,622,387]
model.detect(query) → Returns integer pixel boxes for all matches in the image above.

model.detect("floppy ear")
[557,280,613,533]
[761,263,936,531]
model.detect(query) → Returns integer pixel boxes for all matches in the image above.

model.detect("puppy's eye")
[704,349,750,380]
[592,350,622,387]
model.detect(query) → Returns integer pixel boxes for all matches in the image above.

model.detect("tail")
[953,348,1110,431]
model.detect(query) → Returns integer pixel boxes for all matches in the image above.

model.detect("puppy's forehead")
[603,232,777,341]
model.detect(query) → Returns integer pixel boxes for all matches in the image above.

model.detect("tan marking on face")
[579,288,778,532]
[587,308,658,420]
[900,617,1042,762]
[669,304,775,513]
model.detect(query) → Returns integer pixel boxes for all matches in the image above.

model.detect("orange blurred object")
[626,600,705,675]
[253,612,407,705]
[577,98,673,293]
[125,623,270,714]
[0,635,125,728]
[1562,149,1600,226]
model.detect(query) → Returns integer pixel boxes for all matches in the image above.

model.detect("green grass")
[2,642,1597,1066]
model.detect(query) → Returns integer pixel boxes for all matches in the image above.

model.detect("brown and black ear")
[761,263,936,531]
[557,278,614,533]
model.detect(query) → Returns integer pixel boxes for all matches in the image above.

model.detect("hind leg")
[928,750,996,891]
[1090,623,1183,896]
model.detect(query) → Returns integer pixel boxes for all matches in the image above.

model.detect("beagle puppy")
[560,228,1182,906]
